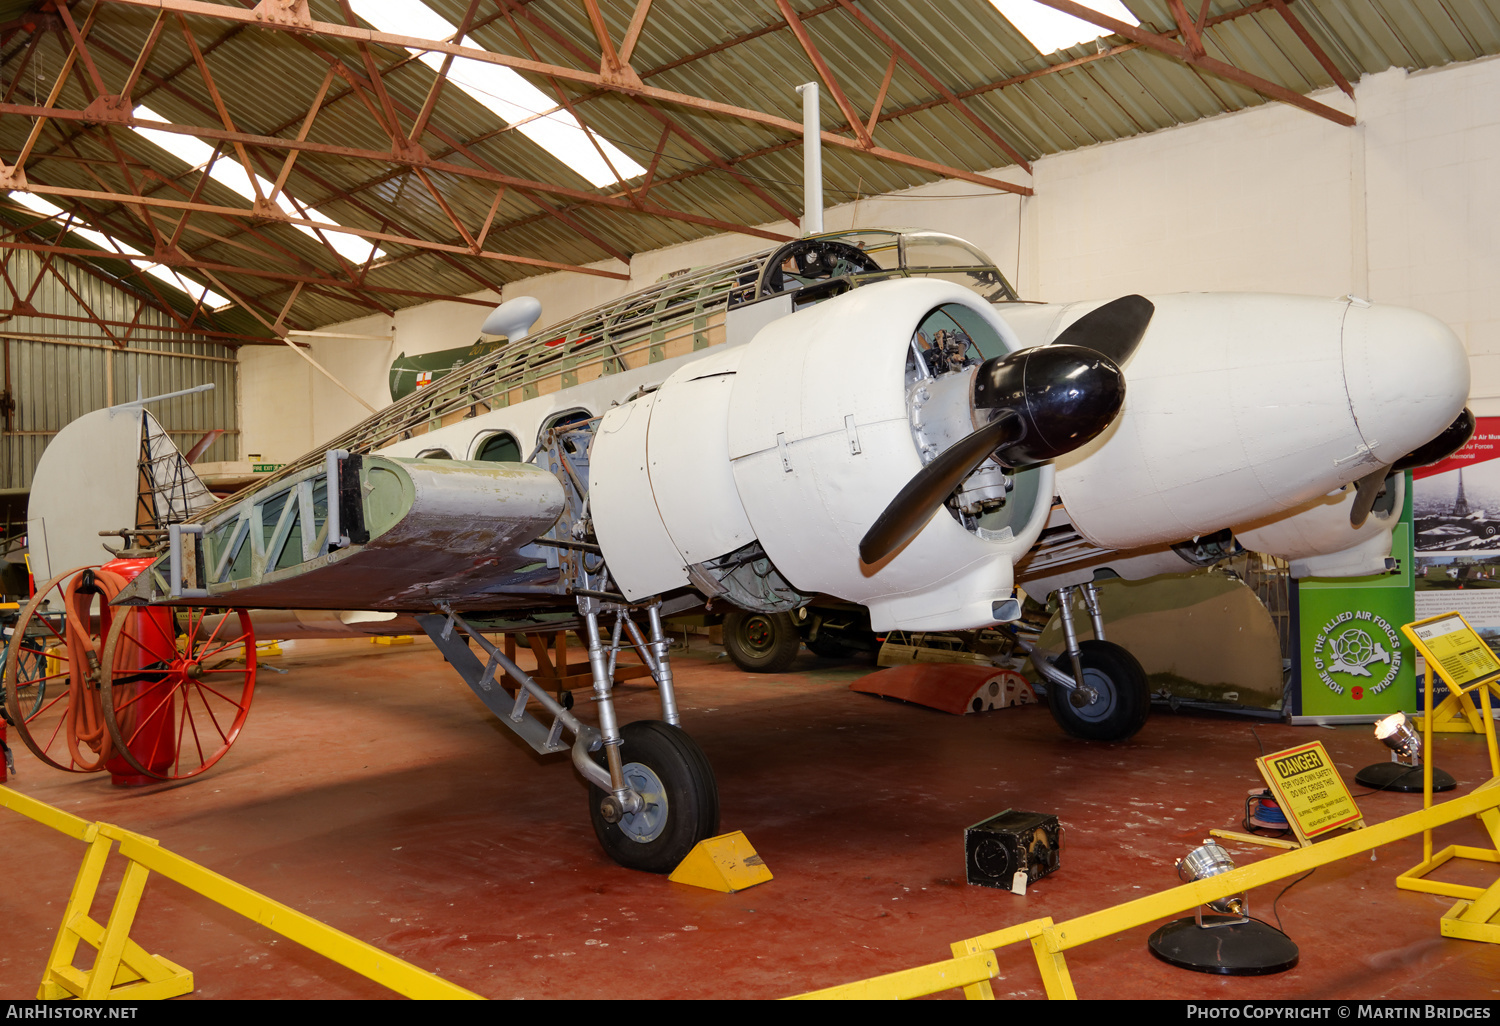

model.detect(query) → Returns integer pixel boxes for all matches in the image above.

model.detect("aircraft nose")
[1342,301,1470,465]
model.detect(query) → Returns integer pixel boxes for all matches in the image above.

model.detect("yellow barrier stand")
[1,785,484,1000]
[789,784,1500,1000]
[1394,618,1500,945]
[793,952,1001,1000]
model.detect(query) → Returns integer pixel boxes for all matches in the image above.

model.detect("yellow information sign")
[1256,741,1362,842]
[1403,611,1500,694]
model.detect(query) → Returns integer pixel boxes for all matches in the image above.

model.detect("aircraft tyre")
[1046,640,1150,741]
[723,609,801,673]
[588,720,720,873]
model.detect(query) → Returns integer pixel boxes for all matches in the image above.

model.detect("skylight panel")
[5,190,229,308]
[989,1,1140,55]
[8,191,67,221]
[348,0,646,189]
[132,105,383,266]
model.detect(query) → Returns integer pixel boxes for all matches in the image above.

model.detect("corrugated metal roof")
[1,0,1495,339]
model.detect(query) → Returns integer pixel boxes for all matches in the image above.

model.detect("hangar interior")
[2,0,1500,1002]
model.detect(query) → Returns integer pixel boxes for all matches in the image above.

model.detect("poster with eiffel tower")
[1413,416,1500,706]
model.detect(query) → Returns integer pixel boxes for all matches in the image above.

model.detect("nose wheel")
[588,720,719,873]
[1046,639,1151,741]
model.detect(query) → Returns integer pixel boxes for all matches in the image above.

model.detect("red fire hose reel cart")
[1,560,255,785]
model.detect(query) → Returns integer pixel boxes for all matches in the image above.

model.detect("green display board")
[1295,478,1416,718]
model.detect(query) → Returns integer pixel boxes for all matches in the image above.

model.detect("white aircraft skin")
[376,280,1468,629]
[56,229,1469,874]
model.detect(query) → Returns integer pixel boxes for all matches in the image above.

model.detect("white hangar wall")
[239,55,1500,465]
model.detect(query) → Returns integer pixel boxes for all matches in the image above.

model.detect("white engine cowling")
[1235,473,1405,578]
[590,279,1056,630]
[999,293,1469,552]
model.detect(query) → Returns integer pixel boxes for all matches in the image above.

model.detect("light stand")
[1147,840,1299,975]
[1355,711,1456,793]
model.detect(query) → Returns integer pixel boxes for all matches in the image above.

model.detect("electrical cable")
[1270,868,1317,935]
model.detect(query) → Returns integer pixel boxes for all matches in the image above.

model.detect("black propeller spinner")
[859,296,1154,565]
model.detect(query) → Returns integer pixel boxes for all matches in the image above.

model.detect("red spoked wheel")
[3,567,129,772]
[101,606,256,780]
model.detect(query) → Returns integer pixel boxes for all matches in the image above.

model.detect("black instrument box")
[965,809,1062,889]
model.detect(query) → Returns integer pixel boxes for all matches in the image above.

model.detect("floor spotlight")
[1147,840,1299,975]
[1354,711,1456,793]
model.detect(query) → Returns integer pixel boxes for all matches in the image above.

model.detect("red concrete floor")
[2,635,1499,1001]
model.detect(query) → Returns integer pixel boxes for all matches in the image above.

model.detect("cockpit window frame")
[752,229,1017,306]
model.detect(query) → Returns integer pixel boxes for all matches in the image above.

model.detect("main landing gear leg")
[1031,583,1152,742]
[417,600,718,873]
[582,597,718,873]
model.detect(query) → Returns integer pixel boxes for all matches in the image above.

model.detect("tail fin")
[28,400,218,581]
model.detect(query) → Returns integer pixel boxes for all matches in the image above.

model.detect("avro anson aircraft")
[96,227,1469,871]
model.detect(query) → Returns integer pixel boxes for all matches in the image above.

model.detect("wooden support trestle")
[499,629,653,696]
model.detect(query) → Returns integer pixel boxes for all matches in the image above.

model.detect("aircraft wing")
[118,454,570,611]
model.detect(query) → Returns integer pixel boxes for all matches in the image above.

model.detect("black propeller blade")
[1346,410,1475,529]
[858,296,1153,565]
[1391,408,1475,474]
[1349,465,1394,530]
[860,413,1024,564]
[859,345,1126,564]
[1050,294,1155,366]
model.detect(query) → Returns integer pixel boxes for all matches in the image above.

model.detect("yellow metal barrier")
[789,784,1500,1000]
[1,785,484,1000]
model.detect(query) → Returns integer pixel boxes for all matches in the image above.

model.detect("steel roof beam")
[277,32,771,254]
[776,0,874,150]
[0,238,496,310]
[7,19,375,322]
[0,206,228,333]
[1031,0,1355,126]
[832,0,1034,173]
[1268,0,1354,97]
[494,0,802,226]
[494,2,640,208]
[6,156,633,279]
[93,0,1030,194]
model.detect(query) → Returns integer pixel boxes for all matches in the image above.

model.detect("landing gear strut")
[418,596,719,873]
[1032,583,1151,741]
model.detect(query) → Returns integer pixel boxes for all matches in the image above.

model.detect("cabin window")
[540,410,593,456]
[416,447,452,459]
[475,432,521,463]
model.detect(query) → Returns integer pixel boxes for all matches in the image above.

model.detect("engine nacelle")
[590,279,1055,630]
[1235,474,1405,579]
[996,294,1469,552]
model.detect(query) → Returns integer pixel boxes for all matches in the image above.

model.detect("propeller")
[1348,409,1476,529]
[1049,293,1155,366]
[859,296,1153,565]
[1392,408,1475,474]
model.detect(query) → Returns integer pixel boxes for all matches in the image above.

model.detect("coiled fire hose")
[61,567,130,771]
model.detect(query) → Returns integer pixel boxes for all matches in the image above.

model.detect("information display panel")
[1403,611,1500,695]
